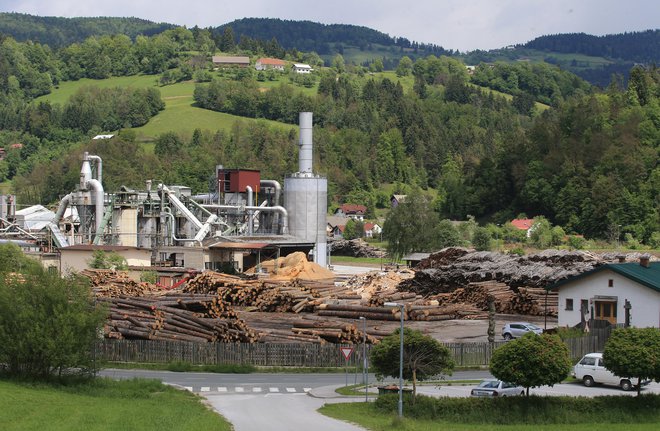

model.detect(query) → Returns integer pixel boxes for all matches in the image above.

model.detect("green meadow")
[0,378,230,431]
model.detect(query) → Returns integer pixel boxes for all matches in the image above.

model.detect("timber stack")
[82,268,166,297]
[100,292,257,342]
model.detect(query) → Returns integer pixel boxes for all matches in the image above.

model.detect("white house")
[293,63,312,74]
[548,257,659,328]
[255,58,286,71]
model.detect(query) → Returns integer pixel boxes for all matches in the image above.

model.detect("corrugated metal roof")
[547,262,660,293]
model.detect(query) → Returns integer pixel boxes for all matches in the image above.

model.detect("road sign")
[340,346,354,361]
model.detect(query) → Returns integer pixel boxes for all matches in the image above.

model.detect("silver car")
[470,379,524,397]
[501,322,543,340]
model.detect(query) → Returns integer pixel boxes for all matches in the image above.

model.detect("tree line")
[0,25,657,245]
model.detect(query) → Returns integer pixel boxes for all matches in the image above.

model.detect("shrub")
[0,244,107,378]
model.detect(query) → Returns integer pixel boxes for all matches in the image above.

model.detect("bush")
[0,244,107,378]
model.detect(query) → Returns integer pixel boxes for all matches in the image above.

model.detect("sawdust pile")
[250,252,335,281]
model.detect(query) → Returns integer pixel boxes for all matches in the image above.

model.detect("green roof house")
[547,255,659,328]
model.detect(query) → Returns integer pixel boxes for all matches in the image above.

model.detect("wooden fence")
[97,329,611,368]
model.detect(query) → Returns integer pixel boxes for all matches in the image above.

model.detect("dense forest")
[524,30,660,63]
[0,13,174,48]
[0,22,658,246]
[215,18,451,56]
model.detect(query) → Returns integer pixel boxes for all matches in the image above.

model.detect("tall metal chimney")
[298,112,313,173]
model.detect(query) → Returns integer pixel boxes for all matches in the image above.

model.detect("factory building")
[0,113,328,274]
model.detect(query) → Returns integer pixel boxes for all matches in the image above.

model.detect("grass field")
[0,378,230,431]
[37,75,297,141]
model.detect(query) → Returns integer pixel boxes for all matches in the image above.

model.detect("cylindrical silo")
[284,112,328,267]
[284,173,327,266]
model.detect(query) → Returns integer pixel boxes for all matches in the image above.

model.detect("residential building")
[391,194,406,208]
[510,218,535,237]
[293,63,312,74]
[212,56,250,68]
[547,256,660,328]
[364,222,382,238]
[334,204,367,221]
[255,58,287,71]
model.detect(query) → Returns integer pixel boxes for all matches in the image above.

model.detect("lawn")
[36,74,297,141]
[319,397,660,431]
[0,378,230,431]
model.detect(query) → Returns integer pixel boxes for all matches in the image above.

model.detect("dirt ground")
[238,310,557,343]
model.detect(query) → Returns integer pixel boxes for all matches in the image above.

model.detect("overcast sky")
[1,0,658,51]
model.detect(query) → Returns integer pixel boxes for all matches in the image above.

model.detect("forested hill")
[0,13,174,47]
[523,30,660,64]
[217,18,450,55]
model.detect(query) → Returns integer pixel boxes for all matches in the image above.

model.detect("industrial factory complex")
[0,113,329,278]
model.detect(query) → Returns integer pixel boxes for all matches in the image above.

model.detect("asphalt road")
[99,369,660,431]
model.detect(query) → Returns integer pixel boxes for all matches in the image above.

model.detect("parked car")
[501,322,543,340]
[470,379,524,397]
[573,352,651,391]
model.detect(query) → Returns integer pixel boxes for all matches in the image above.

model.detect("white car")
[573,352,650,391]
[470,379,524,397]
[501,322,543,340]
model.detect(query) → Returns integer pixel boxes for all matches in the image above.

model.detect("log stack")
[101,293,258,342]
[82,269,165,297]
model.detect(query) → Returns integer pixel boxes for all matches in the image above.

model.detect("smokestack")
[298,112,313,173]
[639,254,651,268]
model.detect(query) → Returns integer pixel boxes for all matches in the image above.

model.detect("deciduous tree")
[370,327,454,398]
[490,332,571,396]
[603,327,660,396]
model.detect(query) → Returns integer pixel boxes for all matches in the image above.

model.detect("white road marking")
[269,387,279,392]
[200,387,210,392]
[184,386,193,392]
[286,387,296,393]
[218,387,227,392]
[252,387,262,392]
[235,387,245,392]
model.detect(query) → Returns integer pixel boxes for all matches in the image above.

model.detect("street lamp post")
[359,316,368,402]
[384,302,404,418]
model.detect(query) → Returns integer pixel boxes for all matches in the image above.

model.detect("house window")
[608,279,614,287]
[565,298,574,311]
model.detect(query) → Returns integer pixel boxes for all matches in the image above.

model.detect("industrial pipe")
[259,180,282,206]
[158,184,203,231]
[161,207,202,245]
[86,179,105,234]
[246,186,253,235]
[298,112,313,173]
[200,204,289,235]
[87,154,103,184]
[53,193,73,225]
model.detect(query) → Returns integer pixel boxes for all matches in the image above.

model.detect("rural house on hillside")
[255,58,287,71]
[334,204,367,221]
[212,56,250,68]
[293,63,312,73]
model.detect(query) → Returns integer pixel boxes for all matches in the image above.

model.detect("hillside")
[0,13,656,86]
[0,12,174,47]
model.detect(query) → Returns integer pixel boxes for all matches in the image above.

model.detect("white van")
[573,352,650,391]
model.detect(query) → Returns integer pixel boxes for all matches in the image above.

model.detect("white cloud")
[0,0,657,51]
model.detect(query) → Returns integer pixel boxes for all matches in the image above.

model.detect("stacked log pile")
[82,269,166,297]
[101,293,258,342]
[401,248,603,294]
